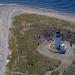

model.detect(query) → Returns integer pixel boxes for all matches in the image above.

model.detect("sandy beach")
[0,4,75,75]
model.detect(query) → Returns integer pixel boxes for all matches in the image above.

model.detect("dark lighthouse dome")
[56,29,60,37]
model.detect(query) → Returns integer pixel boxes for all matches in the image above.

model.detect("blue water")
[0,0,75,14]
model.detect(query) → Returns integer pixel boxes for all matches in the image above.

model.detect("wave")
[0,3,19,5]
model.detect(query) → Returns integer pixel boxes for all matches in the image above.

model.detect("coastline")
[0,4,75,23]
[0,4,75,75]
[0,3,75,14]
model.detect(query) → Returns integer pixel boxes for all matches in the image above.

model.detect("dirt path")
[37,41,75,75]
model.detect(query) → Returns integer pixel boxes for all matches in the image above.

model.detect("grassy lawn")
[63,60,75,75]
[7,14,75,75]
[13,14,75,30]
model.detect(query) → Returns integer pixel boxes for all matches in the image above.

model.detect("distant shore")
[0,4,75,75]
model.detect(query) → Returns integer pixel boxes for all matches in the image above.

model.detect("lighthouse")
[55,30,61,49]
[55,30,66,54]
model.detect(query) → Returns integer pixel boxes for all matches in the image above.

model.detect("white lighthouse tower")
[55,30,66,54]
[55,30,61,49]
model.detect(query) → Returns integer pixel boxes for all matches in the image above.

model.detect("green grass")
[7,14,75,75]
[63,60,75,75]
[13,14,75,30]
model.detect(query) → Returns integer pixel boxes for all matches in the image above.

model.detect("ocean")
[0,0,75,14]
